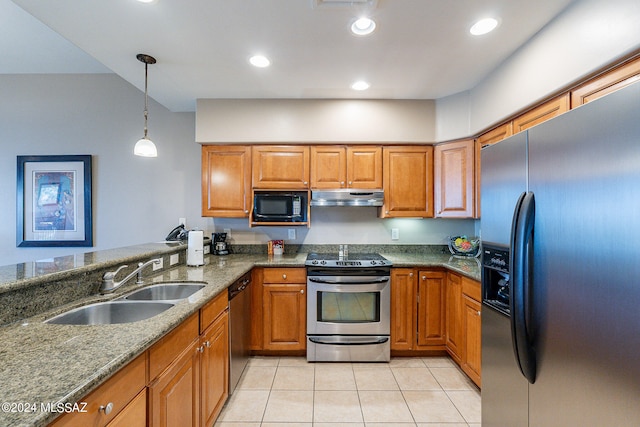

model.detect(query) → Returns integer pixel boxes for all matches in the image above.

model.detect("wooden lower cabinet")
[48,353,148,427]
[149,339,200,427]
[462,295,482,387]
[390,268,416,350]
[445,272,463,364]
[200,309,229,427]
[417,270,446,347]
[262,268,307,352]
[106,389,146,427]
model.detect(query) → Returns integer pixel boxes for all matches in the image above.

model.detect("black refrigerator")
[480,81,640,426]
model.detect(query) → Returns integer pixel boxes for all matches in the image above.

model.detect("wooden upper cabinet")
[571,56,640,107]
[252,145,310,189]
[310,146,382,189]
[310,146,346,189]
[513,93,570,134]
[434,139,475,218]
[477,122,513,147]
[202,145,251,217]
[346,146,382,188]
[381,146,434,218]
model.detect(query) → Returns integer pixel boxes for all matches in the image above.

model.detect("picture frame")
[17,155,93,247]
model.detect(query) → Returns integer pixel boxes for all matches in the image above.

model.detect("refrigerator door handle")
[509,191,537,384]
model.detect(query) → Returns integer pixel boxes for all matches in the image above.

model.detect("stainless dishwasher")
[228,272,251,394]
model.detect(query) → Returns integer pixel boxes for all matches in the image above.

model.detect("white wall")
[208,208,475,247]
[0,74,202,266]
[437,0,640,139]
[196,99,436,143]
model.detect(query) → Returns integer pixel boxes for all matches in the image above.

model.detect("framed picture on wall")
[17,155,93,247]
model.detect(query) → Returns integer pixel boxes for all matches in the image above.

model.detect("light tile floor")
[215,356,481,427]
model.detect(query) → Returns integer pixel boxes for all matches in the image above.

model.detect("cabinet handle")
[300,289,305,294]
[99,402,114,415]
[282,274,287,279]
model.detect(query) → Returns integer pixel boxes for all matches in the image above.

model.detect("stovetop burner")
[305,252,392,267]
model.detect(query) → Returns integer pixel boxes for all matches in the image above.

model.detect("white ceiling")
[6,0,575,112]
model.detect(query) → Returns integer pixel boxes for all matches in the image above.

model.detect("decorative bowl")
[448,235,480,258]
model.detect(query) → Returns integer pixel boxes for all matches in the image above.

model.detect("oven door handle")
[308,277,389,285]
[308,337,389,346]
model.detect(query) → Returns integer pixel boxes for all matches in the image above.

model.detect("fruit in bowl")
[449,235,480,257]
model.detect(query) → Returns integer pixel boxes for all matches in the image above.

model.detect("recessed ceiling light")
[136,0,156,3]
[351,81,370,91]
[470,18,498,36]
[351,17,376,36]
[249,55,271,68]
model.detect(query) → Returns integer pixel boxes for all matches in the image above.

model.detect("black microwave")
[253,191,308,223]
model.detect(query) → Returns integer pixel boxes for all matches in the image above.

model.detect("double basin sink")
[45,283,207,325]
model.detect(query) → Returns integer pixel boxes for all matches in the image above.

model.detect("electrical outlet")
[288,229,296,240]
[170,253,179,266]
[391,228,399,240]
[153,258,164,271]
[179,217,186,226]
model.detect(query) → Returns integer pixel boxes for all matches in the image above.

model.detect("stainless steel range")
[305,252,392,362]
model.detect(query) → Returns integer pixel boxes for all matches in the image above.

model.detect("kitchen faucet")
[100,258,161,293]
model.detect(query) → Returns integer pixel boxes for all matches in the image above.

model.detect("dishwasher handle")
[228,274,251,300]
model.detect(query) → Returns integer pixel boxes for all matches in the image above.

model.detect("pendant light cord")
[143,62,149,139]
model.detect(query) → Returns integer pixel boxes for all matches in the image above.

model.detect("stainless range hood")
[310,189,384,207]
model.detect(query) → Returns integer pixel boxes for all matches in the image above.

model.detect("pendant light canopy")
[134,53,158,157]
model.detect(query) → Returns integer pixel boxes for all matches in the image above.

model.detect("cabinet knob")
[477,311,481,316]
[99,402,114,415]
[340,181,345,186]
[204,340,211,348]
[409,273,413,277]
[303,181,308,185]
[282,274,287,279]
[348,181,352,185]
[245,210,249,214]
[385,210,389,214]
[300,289,305,294]
[197,346,204,353]
[422,276,426,280]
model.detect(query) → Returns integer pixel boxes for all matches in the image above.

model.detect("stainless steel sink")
[121,283,206,301]
[45,301,174,325]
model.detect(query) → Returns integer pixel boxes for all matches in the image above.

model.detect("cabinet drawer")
[200,291,229,333]
[461,276,481,302]
[149,313,199,380]
[262,268,306,284]
[49,353,147,427]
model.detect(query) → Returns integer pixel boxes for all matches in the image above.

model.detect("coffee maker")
[212,232,230,255]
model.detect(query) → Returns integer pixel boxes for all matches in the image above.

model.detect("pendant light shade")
[134,53,158,157]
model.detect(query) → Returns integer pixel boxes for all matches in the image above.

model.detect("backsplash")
[231,244,449,255]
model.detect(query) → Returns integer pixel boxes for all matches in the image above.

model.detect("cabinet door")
[445,273,463,363]
[149,340,200,427]
[390,268,416,351]
[263,283,307,351]
[346,146,382,189]
[477,122,513,147]
[462,295,482,387]
[513,93,570,134]
[252,146,310,189]
[106,389,146,427]
[417,270,446,347]
[310,146,347,189]
[434,140,475,218]
[571,56,640,107]
[201,311,229,427]
[382,146,434,218]
[201,145,251,217]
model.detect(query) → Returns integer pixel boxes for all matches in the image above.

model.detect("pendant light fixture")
[134,53,158,157]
